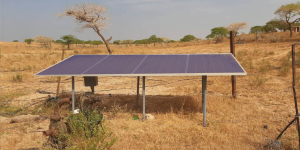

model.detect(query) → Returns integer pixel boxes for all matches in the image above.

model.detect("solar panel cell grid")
[36,54,246,76]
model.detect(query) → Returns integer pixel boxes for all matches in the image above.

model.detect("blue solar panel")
[36,54,246,76]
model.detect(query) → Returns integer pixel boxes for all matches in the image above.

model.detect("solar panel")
[35,54,246,76]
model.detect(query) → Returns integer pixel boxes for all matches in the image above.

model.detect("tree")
[60,35,77,50]
[180,35,196,42]
[133,39,150,45]
[24,39,34,47]
[55,40,64,44]
[34,36,53,47]
[275,2,300,37]
[206,27,229,39]
[59,3,113,54]
[261,20,290,33]
[121,39,133,45]
[113,40,121,45]
[91,40,103,47]
[13,40,19,42]
[249,26,264,34]
[226,22,248,36]
[148,35,163,46]
[85,40,92,47]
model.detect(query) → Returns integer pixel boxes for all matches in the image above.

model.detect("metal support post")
[72,76,75,112]
[202,76,207,127]
[136,76,140,109]
[142,76,146,121]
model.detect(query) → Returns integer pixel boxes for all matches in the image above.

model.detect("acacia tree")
[180,35,196,42]
[34,36,53,47]
[206,27,229,43]
[61,35,77,50]
[249,26,264,34]
[59,3,113,54]
[226,22,248,36]
[24,39,34,47]
[91,40,103,47]
[275,2,300,37]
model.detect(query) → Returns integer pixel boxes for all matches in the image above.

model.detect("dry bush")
[259,60,272,74]
[215,37,224,44]
[252,75,267,86]
[279,58,291,76]
[268,34,280,43]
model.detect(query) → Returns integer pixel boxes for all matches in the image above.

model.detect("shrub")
[279,58,291,76]
[215,37,224,43]
[63,110,117,149]
[259,60,272,74]
[253,75,267,86]
[11,74,23,82]
[268,34,280,43]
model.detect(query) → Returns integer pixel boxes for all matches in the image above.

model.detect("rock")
[11,115,40,123]
[145,114,154,120]
[0,116,11,124]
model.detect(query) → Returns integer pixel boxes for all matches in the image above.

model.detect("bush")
[11,74,23,82]
[259,60,272,74]
[279,58,291,76]
[215,37,224,43]
[268,34,280,43]
[63,110,117,149]
[252,75,267,86]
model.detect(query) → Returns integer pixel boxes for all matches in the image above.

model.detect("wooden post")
[230,31,236,98]
[292,45,300,149]
[56,49,65,96]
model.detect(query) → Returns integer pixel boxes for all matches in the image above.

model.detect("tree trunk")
[68,44,70,50]
[95,29,112,55]
[290,24,293,38]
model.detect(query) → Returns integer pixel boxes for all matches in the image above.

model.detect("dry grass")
[1,32,300,149]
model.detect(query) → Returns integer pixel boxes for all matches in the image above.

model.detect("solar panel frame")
[35,54,247,77]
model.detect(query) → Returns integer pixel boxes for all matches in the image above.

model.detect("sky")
[0,0,299,42]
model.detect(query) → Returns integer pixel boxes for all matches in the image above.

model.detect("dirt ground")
[1,33,300,149]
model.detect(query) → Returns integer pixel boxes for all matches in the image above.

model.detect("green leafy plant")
[11,74,23,82]
[63,110,117,149]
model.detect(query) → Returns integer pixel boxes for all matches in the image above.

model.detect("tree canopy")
[113,40,121,45]
[226,22,248,35]
[206,27,229,39]
[147,35,163,46]
[60,35,77,49]
[13,40,19,42]
[59,3,113,54]
[275,2,300,37]
[180,35,196,42]
[24,39,34,47]
[249,26,264,33]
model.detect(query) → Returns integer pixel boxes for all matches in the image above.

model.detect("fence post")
[292,45,300,149]
[230,31,236,98]
[56,49,65,96]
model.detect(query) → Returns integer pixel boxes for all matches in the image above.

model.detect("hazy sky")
[0,0,299,42]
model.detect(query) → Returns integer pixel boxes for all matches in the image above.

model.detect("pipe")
[50,115,63,121]
[43,129,56,137]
